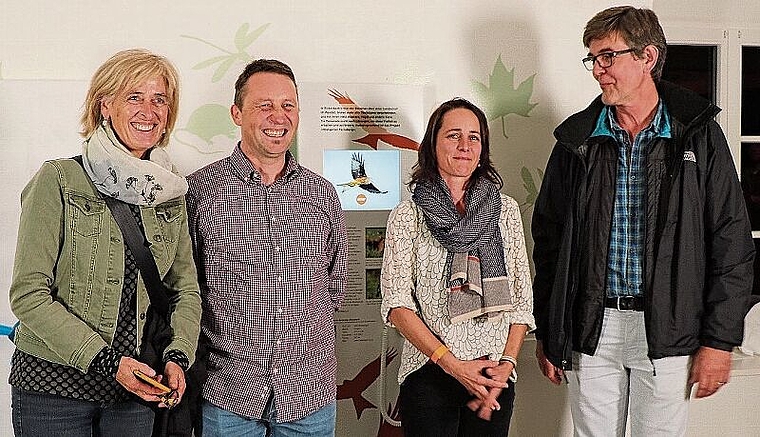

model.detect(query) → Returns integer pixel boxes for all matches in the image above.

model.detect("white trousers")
[568,308,691,437]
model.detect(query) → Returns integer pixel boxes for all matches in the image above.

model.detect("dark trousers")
[12,387,155,437]
[399,362,516,437]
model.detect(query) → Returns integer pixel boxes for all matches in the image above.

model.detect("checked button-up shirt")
[186,146,347,421]
[592,102,672,298]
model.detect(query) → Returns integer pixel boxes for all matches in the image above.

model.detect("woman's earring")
[102,118,109,127]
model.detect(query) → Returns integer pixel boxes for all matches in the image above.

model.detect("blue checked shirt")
[186,146,347,422]
[592,103,671,298]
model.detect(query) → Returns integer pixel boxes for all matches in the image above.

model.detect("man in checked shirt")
[186,59,348,436]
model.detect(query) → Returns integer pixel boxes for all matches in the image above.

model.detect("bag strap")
[72,155,171,315]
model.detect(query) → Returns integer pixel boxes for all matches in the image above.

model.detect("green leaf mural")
[472,54,537,139]
[473,55,541,214]
[173,104,237,154]
[181,23,270,83]
[520,166,544,211]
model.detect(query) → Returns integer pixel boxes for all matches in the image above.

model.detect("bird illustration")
[337,348,398,420]
[337,153,388,194]
[328,89,420,151]
[353,133,420,151]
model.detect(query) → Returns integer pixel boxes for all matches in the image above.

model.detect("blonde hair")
[80,48,180,147]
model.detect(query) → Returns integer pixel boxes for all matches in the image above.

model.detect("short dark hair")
[233,59,297,108]
[583,6,667,82]
[409,98,503,191]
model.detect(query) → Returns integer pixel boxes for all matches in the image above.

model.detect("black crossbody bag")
[73,156,206,437]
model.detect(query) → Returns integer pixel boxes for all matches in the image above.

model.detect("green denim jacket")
[9,158,202,373]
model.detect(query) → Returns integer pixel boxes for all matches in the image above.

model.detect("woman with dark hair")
[8,49,202,436]
[381,98,534,436]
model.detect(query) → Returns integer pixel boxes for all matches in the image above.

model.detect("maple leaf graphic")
[472,54,537,139]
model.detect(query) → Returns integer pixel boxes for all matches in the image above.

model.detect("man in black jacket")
[532,6,754,436]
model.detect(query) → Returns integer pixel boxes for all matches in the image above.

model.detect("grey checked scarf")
[412,176,513,323]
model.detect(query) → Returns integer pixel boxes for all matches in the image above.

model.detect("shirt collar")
[228,143,301,184]
[591,100,672,139]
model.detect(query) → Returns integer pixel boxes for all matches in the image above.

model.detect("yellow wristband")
[430,345,449,363]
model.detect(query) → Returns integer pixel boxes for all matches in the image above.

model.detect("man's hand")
[536,340,564,385]
[689,346,731,398]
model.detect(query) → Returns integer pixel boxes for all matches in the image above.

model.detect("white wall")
[2,1,758,436]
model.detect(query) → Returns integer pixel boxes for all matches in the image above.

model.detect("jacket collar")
[555,80,719,150]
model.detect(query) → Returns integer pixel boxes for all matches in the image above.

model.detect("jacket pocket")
[68,194,105,237]
[154,201,184,243]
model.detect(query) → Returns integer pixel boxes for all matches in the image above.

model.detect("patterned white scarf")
[81,123,188,206]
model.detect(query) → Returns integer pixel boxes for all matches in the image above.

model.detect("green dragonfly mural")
[182,23,270,82]
[175,23,271,155]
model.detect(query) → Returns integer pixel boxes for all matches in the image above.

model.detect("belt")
[605,296,644,311]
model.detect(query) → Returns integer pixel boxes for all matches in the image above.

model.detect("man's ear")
[643,45,659,74]
[231,104,242,127]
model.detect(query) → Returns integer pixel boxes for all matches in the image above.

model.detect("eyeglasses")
[582,48,636,71]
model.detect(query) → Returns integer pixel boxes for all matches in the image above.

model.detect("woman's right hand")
[437,354,506,410]
[115,356,171,402]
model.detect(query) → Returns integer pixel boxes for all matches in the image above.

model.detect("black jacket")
[532,81,754,370]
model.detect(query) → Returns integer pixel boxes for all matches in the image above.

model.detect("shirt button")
[275,246,281,252]
[273,368,278,375]
[278,308,283,314]
[277,340,282,345]
[154,235,163,242]
[139,312,146,320]
[277,276,283,282]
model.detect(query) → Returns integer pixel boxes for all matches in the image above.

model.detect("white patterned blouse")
[380,194,535,383]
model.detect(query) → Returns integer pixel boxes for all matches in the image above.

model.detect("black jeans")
[399,361,516,437]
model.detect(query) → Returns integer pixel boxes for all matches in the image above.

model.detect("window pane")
[743,46,760,136]
[741,143,760,230]
[754,239,760,296]
[662,45,717,104]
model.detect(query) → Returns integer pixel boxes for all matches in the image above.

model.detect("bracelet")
[499,354,517,368]
[509,368,518,383]
[430,344,449,363]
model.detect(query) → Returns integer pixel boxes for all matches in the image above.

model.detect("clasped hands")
[441,356,514,421]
